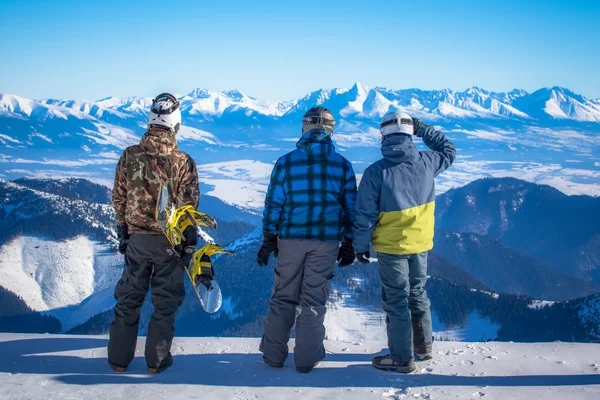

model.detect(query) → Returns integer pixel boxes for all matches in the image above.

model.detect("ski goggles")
[151,93,180,115]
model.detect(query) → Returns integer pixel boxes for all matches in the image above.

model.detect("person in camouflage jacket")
[108,93,200,375]
[112,128,200,234]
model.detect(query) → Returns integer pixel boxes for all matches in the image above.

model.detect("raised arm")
[414,120,456,177]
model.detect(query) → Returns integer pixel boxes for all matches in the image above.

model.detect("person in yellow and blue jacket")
[257,107,358,374]
[353,111,455,373]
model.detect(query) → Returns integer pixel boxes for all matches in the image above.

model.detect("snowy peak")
[187,88,212,99]
[340,82,370,117]
[513,86,600,121]
[0,94,38,117]
[184,88,287,117]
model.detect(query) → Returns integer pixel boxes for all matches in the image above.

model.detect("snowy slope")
[0,236,95,311]
[199,160,272,211]
[1,334,599,400]
[0,235,122,329]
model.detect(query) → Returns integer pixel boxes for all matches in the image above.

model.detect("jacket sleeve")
[341,160,358,239]
[262,158,286,235]
[417,123,456,177]
[112,152,128,225]
[176,156,200,208]
[353,166,381,253]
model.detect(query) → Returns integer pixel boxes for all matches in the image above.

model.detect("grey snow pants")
[108,234,186,371]
[260,239,339,368]
[378,251,432,362]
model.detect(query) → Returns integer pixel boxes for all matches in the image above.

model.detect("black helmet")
[302,107,336,134]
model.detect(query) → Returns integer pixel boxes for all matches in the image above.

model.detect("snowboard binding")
[156,183,236,313]
[189,244,236,291]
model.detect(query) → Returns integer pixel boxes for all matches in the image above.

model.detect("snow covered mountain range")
[1,83,599,198]
[3,84,600,123]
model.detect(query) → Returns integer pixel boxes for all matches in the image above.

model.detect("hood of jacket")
[296,130,334,160]
[139,128,178,157]
[381,134,418,163]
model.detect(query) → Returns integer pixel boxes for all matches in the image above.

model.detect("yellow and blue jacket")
[353,124,455,255]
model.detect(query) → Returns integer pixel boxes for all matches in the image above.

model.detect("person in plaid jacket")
[257,106,357,373]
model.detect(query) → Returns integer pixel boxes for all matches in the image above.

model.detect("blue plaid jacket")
[262,130,357,242]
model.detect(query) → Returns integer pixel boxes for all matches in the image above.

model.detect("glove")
[337,237,356,267]
[116,223,129,255]
[195,254,215,291]
[411,117,423,137]
[257,232,278,266]
[180,225,198,267]
[356,251,371,264]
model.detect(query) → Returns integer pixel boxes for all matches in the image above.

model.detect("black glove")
[411,117,423,137]
[116,223,129,255]
[337,237,356,267]
[356,251,371,264]
[257,232,278,266]
[195,254,215,291]
[180,225,198,267]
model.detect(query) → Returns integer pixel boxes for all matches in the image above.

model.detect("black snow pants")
[108,234,185,371]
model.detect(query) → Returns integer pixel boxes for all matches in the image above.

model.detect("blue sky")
[1,0,599,101]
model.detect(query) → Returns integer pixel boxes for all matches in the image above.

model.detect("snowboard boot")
[372,355,416,373]
[263,356,284,369]
[296,362,320,374]
[148,357,173,375]
[108,361,127,373]
[412,314,432,361]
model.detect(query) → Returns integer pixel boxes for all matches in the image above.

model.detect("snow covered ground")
[1,334,599,400]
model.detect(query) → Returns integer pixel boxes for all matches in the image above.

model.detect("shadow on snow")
[1,337,599,389]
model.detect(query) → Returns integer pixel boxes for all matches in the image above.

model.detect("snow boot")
[415,353,433,361]
[148,357,173,375]
[262,356,284,369]
[296,361,320,374]
[108,361,127,373]
[372,355,416,373]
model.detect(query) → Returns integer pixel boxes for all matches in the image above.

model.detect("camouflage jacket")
[112,128,200,234]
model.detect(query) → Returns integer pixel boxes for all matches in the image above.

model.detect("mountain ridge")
[436,177,600,284]
[3,84,600,122]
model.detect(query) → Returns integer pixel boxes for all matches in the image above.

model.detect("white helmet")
[148,93,182,134]
[380,111,414,136]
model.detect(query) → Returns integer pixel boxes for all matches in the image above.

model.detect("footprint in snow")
[461,360,475,365]
[472,391,486,397]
